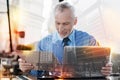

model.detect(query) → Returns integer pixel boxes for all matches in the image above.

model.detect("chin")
[59,32,70,38]
[60,35,68,38]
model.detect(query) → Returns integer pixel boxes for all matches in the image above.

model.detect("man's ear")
[74,17,77,25]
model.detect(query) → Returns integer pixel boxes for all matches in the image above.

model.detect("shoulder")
[39,34,53,44]
[74,29,93,38]
[37,34,53,51]
[74,29,98,46]
[41,35,52,41]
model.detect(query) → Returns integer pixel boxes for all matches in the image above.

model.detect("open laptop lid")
[63,46,111,78]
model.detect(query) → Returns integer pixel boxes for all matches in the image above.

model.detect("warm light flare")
[102,43,118,54]
[53,65,74,79]
[11,9,20,24]
[101,42,119,63]
[0,15,10,52]
[103,7,120,42]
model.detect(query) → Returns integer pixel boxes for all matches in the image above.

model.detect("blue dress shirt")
[29,29,98,76]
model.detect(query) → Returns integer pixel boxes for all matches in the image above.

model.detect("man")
[19,1,112,77]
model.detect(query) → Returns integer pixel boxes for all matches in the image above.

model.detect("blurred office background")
[0,0,120,54]
[0,0,120,77]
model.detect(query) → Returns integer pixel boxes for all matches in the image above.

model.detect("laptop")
[63,46,111,78]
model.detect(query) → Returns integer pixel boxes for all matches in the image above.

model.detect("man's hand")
[101,63,112,76]
[18,58,34,73]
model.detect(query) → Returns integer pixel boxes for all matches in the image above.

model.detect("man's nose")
[58,25,65,32]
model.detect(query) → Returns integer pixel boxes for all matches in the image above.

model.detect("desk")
[0,66,36,80]
[0,75,36,80]
[1,75,120,80]
[0,69,120,80]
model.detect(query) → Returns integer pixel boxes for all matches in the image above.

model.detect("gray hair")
[54,1,75,17]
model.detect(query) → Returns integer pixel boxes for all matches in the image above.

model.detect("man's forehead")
[55,9,75,19]
[55,11,73,18]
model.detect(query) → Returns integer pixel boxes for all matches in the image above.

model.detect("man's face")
[55,9,77,38]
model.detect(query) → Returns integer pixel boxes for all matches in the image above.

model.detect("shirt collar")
[52,29,75,43]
